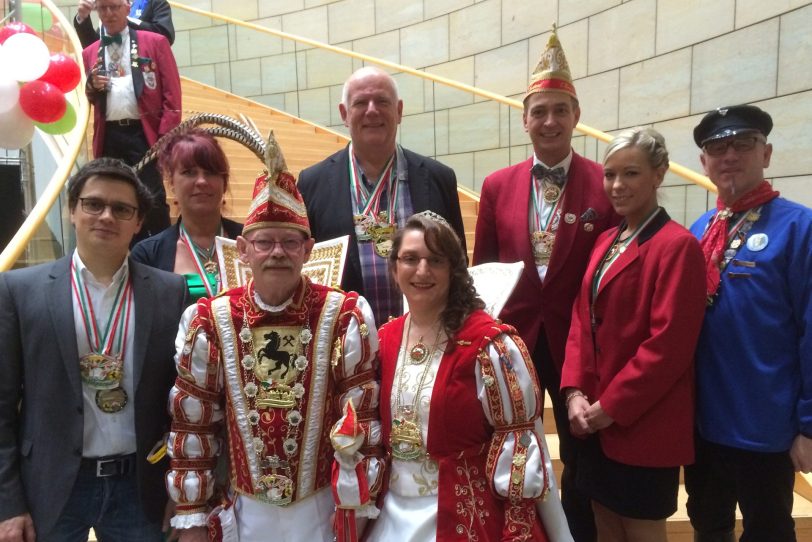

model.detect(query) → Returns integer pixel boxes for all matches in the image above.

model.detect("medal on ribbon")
[530,172,566,266]
[348,143,399,257]
[179,222,223,298]
[71,261,133,414]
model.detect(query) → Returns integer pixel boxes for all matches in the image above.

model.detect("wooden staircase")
[178,77,479,260]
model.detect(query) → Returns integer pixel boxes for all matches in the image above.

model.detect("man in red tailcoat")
[473,27,617,542]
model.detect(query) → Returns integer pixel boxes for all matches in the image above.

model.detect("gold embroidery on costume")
[453,460,488,541]
[411,459,440,496]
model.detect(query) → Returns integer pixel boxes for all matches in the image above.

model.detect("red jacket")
[473,154,617,369]
[561,211,706,467]
[82,28,181,157]
[379,310,550,542]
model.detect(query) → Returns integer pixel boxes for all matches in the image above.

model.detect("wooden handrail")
[168,1,715,193]
[0,0,91,272]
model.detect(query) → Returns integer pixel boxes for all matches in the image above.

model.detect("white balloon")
[0,103,35,149]
[0,33,50,82]
[0,75,20,114]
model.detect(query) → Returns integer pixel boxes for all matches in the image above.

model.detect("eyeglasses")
[249,238,305,253]
[396,254,449,269]
[703,136,764,156]
[78,197,138,220]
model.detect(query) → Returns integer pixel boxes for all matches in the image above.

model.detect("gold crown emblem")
[256,384,296,409]
[258,473,294,506]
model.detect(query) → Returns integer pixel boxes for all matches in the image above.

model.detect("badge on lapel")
[139,57,157,90]
[579,208,599,232]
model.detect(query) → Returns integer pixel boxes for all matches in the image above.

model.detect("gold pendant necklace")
[391,316,443,460]
[406,316,441,365]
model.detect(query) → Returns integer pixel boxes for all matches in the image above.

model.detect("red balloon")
[39,53,81,93]
[18,80,66,123]
[0,22,35,44]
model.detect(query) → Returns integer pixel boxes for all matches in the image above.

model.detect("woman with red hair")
[131,128,242,301]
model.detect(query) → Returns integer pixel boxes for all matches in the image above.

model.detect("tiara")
[414,210,451,229]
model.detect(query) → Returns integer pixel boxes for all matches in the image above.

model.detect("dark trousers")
[40,457,163,542]
[685,434,796,542]
[534,331,596,542]
[102,121,170,244]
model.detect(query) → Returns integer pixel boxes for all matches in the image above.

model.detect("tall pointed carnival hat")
[243,131,311,237]
[525,24,577,102]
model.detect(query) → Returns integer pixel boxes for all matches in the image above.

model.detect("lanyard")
[348,143,399,224]
[591,207,662,301]
[71,261,132,357]
[179,223,223,298]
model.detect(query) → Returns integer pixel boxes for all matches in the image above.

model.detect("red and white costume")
[166,277,383,541]
[372,310,572,542]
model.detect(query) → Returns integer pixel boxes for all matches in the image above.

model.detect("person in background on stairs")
[131,128,242,303]
[561,127,707,542]
[685,104,812,542]
[0,158,187,542]
[298,66,466,327]
[82,0,181,246]
[74,0,175,49]
[472,26,619,542]
[369,211,572,542]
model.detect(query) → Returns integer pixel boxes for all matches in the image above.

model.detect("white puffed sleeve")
[330,296,385,542]
[476,331,573,542]
[166,303,226,529]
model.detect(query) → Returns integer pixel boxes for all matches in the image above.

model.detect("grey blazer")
[0,256,187,536]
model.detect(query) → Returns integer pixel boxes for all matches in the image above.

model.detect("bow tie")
[531,164,567,187]
[102,33,123,46]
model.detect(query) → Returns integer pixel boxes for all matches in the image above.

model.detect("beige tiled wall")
[54,0,812,223]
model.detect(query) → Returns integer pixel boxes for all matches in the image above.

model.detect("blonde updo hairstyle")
[603,126,670,171]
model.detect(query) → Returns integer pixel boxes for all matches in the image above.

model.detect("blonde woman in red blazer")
[561,127,706,541]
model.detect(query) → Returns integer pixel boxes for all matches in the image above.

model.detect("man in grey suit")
[0,158,187,541]
[298,66,465,326]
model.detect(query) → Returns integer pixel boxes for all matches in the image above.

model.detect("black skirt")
[576,435,680,520]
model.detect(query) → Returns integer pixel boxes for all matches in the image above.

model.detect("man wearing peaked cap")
[166,151,384,542]
[685,104,812,542]
[692,104,773,147]
[473,25,618,542]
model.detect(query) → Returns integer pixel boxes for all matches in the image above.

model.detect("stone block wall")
[56,0,812,225]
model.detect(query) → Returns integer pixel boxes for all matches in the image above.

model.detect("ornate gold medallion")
[542,184,561,203]
[258,473,294,506]
[531,231,556,265]
[203,260,218,274]
[409,340,429,365]
[390,407,424,460]
[79,353,123,390]
[95,386,128,413]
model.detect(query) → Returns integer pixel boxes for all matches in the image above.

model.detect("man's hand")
[90,61,110,92]
[565,389,591,437]
[791,434,812,473]
[162,500,178,542]
[76,0,94,22]
[584,400,614,432]
[0,513,35,542]
[177,526,207,542]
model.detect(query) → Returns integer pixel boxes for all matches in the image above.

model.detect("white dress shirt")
[71,250,137,457]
